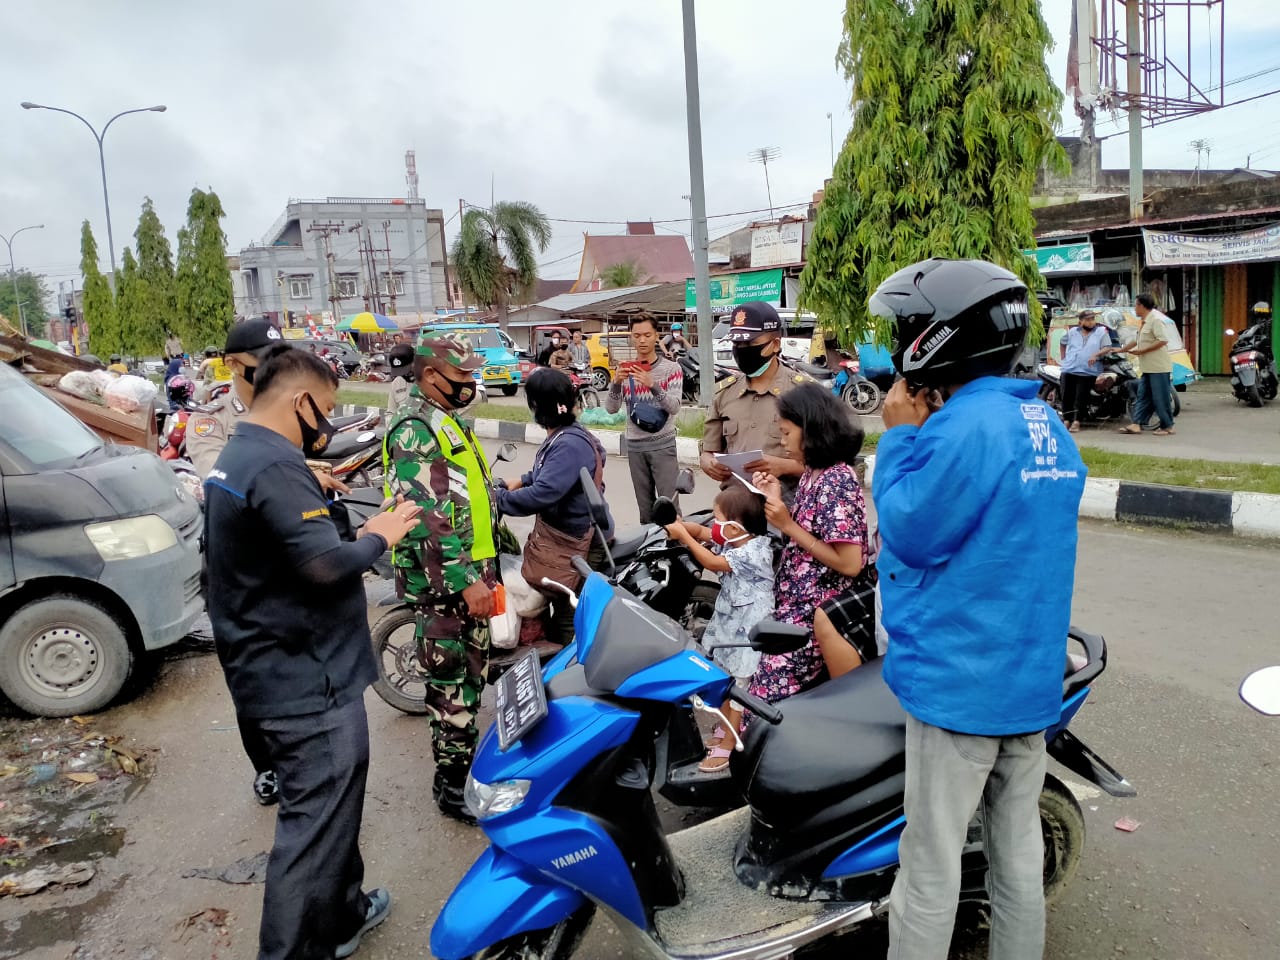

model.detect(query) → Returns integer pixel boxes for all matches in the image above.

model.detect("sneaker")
[335,888,392,959]
[253,770,279,806]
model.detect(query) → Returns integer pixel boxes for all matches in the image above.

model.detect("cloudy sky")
[4,0,1280,300]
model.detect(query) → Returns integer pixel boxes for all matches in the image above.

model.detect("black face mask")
[435,372,477,409]
[240,361,258,386]
[296,394,336,455]
[732,340,776,378]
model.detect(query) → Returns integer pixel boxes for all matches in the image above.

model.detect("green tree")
[174,188,234,349]
[451,201,552,331]
[0,269,52,338]
[133,197,176,355]
[115,247,151,355]
[600,260,652,289]
[800,0,1066,346]
[81,220,119,357]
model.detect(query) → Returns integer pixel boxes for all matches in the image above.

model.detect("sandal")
[1154,428,1176,436]
[1117,424,1142,434]
[698,745,733,773]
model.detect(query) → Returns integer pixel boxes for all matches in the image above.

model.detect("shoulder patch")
[716,375,738,392]
[793,375,807,383]
[231,396,246,414]
[190,416,220,438]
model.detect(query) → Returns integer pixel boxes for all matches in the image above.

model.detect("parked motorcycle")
[1036,353,1181,423]
[566,362,600,409]
[308,411,385,486]
[430,553,1133,959]
[677,350,734,403]
[1227,323,1278,408]
[831,355,884,415]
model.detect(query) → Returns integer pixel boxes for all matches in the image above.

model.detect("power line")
[460,198,810,227]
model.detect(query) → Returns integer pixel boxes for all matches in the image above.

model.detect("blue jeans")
[1132,372,1174,429]
[888,717,1047,960]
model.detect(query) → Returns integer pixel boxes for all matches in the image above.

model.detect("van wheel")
[502,385,518,397]
[591,367,610,391]
[0,596,133,717]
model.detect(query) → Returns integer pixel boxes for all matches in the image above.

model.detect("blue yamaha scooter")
[431,544,1135,959]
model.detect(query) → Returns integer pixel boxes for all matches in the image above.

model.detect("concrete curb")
[463,416,1280,541]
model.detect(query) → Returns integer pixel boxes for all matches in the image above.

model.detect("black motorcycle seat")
[794,361,834,381]
[610,527,651,564]
[733,659,908,822]
[321,428,382,460]
[330,413,374,432]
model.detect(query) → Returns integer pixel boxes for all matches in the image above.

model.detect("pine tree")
[134,197,176,355]
[800,0,1067,346]
[174,188,234,350]
[81,220,119,358]
[115,247,151,356]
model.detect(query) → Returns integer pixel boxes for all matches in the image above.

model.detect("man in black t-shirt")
[204,345,421,960]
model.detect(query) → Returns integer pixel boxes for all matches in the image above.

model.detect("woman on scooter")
[494,368,613,644]
[750,384,872,703]
[663,484,774,770]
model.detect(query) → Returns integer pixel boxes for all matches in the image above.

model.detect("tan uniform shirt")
[703,361,813,495]
[186,383,251,479]
[388,377,412,412]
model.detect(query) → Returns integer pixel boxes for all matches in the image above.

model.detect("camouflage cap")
[415,332,485,372]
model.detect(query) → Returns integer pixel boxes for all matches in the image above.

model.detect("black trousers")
[250,697,371,960]
[236,712,273,774]
[1060,372,1096,423]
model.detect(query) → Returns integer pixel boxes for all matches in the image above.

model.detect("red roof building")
[570,229,694,293]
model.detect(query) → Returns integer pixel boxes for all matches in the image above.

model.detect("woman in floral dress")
[750,384,871,704]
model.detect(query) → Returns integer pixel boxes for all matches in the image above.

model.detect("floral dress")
[700,535,775,681]
[749,462,868,704]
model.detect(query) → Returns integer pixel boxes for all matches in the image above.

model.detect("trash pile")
[58,369,158,414]
[0,714,148,898]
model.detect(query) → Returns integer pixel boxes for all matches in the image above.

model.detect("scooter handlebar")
[731,684,783,725]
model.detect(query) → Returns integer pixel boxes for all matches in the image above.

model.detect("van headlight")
[465,775,531,820]
[84,515,178,561]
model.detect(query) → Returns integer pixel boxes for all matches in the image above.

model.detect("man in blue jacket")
[870,259,1087,960]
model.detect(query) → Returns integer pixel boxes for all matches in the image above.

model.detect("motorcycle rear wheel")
[577,387,600,409]
[843,379,884,415]
[466,904,595,960]
[369,605,430,715]
[1039,774,1086,903]
[1247,383,1263,408]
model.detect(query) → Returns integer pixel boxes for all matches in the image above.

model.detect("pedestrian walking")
[700,301,812,504]
[1113,292,1176,435]
[204,344,421,960]
[495,368,613,645]
[870,258,1087,960]
[383,333,499,823]
[1058,309,1111,432]
[604,313,683,523]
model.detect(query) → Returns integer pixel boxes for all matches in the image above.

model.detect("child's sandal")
[698,745,733,772]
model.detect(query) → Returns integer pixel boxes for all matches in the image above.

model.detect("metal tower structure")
[405,150,419,201]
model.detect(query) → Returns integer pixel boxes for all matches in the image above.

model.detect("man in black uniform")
[204,345,422,960]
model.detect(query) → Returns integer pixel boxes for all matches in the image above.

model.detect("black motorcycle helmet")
[204,344,220,358]
[869,258,1030,387]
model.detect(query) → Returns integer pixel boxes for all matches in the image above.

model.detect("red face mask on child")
[710,519,748,546]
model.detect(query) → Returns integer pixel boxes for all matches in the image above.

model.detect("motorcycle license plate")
[494,650,548,751]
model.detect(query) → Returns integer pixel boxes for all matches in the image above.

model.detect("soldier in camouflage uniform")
[383,333,497,823]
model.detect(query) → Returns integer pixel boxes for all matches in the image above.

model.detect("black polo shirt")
[204,423,383,719]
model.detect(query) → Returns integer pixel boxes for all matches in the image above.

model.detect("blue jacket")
[496,424,614,540]
[877,377,1086,735]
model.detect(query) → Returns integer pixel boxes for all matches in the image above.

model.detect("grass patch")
[336,387,389,408]
[1078,447,1280,495]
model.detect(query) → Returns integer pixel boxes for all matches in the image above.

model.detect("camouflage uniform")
[383,336,496,773]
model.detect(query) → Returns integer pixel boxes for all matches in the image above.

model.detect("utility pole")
[306,221,346,326]
[381,220,397,316]
[681,0,715,406]
[1126,0,1144,220]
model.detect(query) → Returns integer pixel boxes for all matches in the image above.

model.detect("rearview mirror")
[748,620,809,655]
[579,466,610,528]
[674,468,696,496]
[1240,666,1280,716]
[651,497,678,526]
[495,442,518,463]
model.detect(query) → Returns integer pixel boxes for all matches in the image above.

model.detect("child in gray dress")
[664,484,775,771]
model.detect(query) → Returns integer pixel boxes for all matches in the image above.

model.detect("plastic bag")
[579,407,626,427]
[58,370,107,403]
[493,553,546,650]
[103,375,158,415]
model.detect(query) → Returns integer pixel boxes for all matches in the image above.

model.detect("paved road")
[5,446,1279,960]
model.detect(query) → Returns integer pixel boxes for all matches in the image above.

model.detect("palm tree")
[600,260,652,289]
[451,201,552,331]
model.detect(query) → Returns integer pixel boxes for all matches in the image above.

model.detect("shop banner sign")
[1144,223,1280,266]
[685,268,784,313]
[1023,242,1094,274]
[750,221,804,268]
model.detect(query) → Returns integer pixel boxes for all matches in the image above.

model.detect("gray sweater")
[605,356,683,442]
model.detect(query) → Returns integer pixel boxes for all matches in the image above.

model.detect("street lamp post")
[20,101,167,281]
[1,223,45,337]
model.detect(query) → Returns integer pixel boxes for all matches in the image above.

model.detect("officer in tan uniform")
[701,301,812,503]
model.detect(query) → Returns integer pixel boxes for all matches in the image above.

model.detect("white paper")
[714,450,766,495]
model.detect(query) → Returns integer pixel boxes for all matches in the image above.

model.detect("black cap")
[224,317,286,355]
[726,301,783,342]
[387,343,414,371]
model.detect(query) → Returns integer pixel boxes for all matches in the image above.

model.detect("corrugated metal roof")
[536,285,660,312]
[562,282,687,317]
